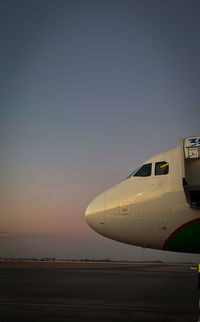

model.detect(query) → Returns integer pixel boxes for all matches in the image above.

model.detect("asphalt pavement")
[0,262,199,322]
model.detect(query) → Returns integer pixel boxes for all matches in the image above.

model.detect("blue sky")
[1,0,200,261]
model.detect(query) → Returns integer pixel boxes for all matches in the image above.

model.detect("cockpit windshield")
[127,161,169,179]
[126,167,139,179]
[126,163,152,179]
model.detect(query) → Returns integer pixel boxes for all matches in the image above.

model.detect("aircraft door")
[182,137,200,206]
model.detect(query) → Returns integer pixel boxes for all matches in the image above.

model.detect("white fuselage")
[85,144,200,254]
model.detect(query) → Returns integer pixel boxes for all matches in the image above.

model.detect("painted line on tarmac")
[0,302,184,315]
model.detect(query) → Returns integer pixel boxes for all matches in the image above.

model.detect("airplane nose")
[85,193,105,233]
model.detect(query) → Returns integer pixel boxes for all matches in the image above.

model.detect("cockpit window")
[155,161,169,175]
[133,163,152,177]
[126,167,140,179]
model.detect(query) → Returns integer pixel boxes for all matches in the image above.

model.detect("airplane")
[85,136,200,254]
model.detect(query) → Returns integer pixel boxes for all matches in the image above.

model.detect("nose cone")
[85,193,105,234]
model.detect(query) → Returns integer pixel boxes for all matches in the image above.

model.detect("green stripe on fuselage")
[165,221,200,254]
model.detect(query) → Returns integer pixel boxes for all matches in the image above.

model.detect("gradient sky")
[1,0,200,261]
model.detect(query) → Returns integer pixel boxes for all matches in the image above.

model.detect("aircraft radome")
[85,136,200,254]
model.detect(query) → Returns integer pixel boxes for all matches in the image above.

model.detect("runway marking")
[0,302,184,315]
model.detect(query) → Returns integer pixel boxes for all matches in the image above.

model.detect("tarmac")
[0,261,199,322]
